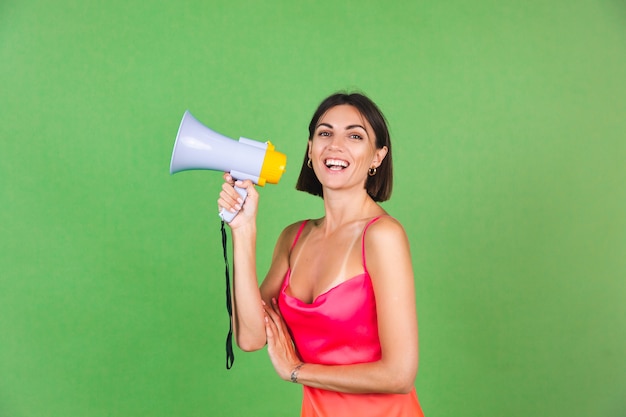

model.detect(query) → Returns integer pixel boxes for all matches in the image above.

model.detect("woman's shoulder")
[365,214,409,247]
[276,219,314,250]
[364,215,413,284]
[369,214,405,232]
[281,219,311,236]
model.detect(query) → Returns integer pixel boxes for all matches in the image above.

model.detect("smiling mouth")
[324,158,349,170]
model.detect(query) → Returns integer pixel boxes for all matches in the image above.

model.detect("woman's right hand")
[217,172,259,228]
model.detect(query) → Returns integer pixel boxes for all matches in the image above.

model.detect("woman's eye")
[318,131,331,137]
[350,133,363,140]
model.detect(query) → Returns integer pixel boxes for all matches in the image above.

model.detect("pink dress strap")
[361,215,383,275]
[290,220,309,251]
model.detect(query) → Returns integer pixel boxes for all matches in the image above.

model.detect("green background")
[1,1,625,416]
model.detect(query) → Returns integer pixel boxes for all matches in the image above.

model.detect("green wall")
[1,1,625,416]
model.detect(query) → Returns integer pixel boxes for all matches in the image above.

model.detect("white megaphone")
[170,110,287,222]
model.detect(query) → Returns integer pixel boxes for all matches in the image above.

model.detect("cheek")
[309,141,324,156]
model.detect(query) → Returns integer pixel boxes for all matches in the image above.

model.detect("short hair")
[295,92,393,202]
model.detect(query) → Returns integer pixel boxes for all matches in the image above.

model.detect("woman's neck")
[318,189,384,234]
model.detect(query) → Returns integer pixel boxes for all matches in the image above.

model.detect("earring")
[307,158,313,169]
[368,167,377,176]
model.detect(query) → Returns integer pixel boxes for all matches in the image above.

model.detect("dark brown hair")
[295,92,393,202]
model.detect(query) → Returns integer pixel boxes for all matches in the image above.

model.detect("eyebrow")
[316,122,367,131]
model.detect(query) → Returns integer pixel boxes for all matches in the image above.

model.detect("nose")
[327,135,344,150]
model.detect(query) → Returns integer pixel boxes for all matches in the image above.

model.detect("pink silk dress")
[278,217,424,417]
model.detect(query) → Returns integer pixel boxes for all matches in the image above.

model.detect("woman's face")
[308,104,388,193]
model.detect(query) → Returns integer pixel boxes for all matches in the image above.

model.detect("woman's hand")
[217,173,259,228]
[263,298,303,381]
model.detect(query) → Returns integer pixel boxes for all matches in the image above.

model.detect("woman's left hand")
[263,298,303,381]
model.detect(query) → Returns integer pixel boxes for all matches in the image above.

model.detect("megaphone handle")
[219,185,248,223]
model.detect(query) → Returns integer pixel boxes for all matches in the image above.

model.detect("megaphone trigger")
[219,185,248,223]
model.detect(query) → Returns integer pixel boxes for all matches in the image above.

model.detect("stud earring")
[368,167,377,176]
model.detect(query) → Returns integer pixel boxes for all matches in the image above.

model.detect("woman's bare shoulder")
[275,219,312,252]
[363,215,411,259]
[367,215,407,239]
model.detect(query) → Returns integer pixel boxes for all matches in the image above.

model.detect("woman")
[218,92,424,416]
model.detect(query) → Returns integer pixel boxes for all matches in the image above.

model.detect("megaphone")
[170,110,287,222]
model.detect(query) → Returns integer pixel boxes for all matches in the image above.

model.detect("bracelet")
[290,363,304,383]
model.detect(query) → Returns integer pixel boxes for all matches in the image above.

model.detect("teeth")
[325,158,349,168]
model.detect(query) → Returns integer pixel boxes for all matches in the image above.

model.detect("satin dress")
[278,217,424,417]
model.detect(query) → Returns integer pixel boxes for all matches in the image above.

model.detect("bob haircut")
[295,92,393,202]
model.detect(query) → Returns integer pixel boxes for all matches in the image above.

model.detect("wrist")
[290,363,304,384]
[231,222,257,239]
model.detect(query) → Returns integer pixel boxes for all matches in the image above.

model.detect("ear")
[307,140,312,159]
[371,146,388,168]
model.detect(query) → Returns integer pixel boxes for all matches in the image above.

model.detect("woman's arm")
[218,175,297,352]
[264,216,418,394]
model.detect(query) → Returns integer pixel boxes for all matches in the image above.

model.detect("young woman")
[218,92,424,416]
